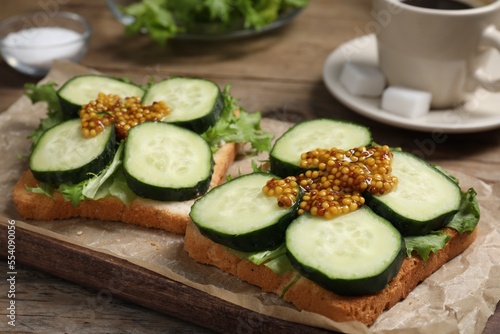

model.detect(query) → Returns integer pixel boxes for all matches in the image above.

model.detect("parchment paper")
[1,61,499,334]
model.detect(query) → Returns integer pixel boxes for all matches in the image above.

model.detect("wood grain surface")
[0,0,499,333]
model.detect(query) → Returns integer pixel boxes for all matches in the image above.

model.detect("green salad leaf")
[125,0,179,45]
[227,243,286,265]
[404,187,480,262]
[227,243,294,275]
[58,182,84,207]
[122,0,309,45]
[404,231,450,262]
[445,188,480,234]
[108,168,138,205]
[202,85,273,154]
[29,143,125,207]
[82,142,125,199]
[25,182,55,198]
[24,82,65,145]
[263,254,294,275]
[31,154,139,207]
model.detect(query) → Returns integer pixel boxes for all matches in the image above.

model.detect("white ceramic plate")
[323,34,500,133]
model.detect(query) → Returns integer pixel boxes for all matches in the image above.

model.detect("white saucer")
[323,34,500,133]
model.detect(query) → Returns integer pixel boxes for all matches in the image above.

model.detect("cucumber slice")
[286,207,405,296]
[364,151,462,236]
[270,118,372,177]
[142,77,224,133]
[123,121,213,201]
[57,75,145,118]
[29,119,116,184]
[190,173,301,252]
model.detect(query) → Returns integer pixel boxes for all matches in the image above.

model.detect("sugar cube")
[339,62,386,97]
[381,86,432,118]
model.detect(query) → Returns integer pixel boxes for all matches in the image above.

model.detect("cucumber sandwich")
[13,74,273,234]
[186,118,480,325]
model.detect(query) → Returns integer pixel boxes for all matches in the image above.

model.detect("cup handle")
[474,25,500,91]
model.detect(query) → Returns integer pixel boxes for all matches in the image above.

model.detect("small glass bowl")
[0,11,92,77]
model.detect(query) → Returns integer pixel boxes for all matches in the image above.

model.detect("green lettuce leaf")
[226,243,294,275]
[284,0,309,6]
[263,254,294,275]
[404,231,451,262]
[28,143,126,207]
[236,0,281,28]
[445,188,480,234]
[403,188,479,262]
[204,0,232,23]
[24,82,65,144]
[108,168,138,206]
[82,143,124,199]
[202,85,273,154]
[59,182,85,207]
[123,0,309,44]
[124,0,179,46]
[25,182,55,198]
[280,273,301,298]
[60,145,129,206]
[228,243,287,265]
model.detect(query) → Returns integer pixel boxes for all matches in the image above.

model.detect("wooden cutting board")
[0,220,331,334]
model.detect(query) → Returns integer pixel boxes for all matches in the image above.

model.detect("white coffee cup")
[372,0,500,109]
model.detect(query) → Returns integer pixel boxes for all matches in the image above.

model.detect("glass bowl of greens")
[106,0,308,44]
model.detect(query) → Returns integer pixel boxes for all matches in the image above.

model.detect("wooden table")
[0,0,498,333]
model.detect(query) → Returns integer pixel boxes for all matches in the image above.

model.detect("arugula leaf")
[404,231,451,262]
[202,85,273,154]
[446,188,480,234]
[24,82,65,144]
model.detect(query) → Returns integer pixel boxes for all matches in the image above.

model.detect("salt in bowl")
[0,11,92,77]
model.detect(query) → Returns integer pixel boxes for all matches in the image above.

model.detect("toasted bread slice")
[183,220,478,326]
[12,142,237,234]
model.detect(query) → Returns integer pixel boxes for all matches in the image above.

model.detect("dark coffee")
[402,0,474,10]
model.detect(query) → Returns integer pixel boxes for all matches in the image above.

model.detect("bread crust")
[12,142,237,234]
[183,220,478,326]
